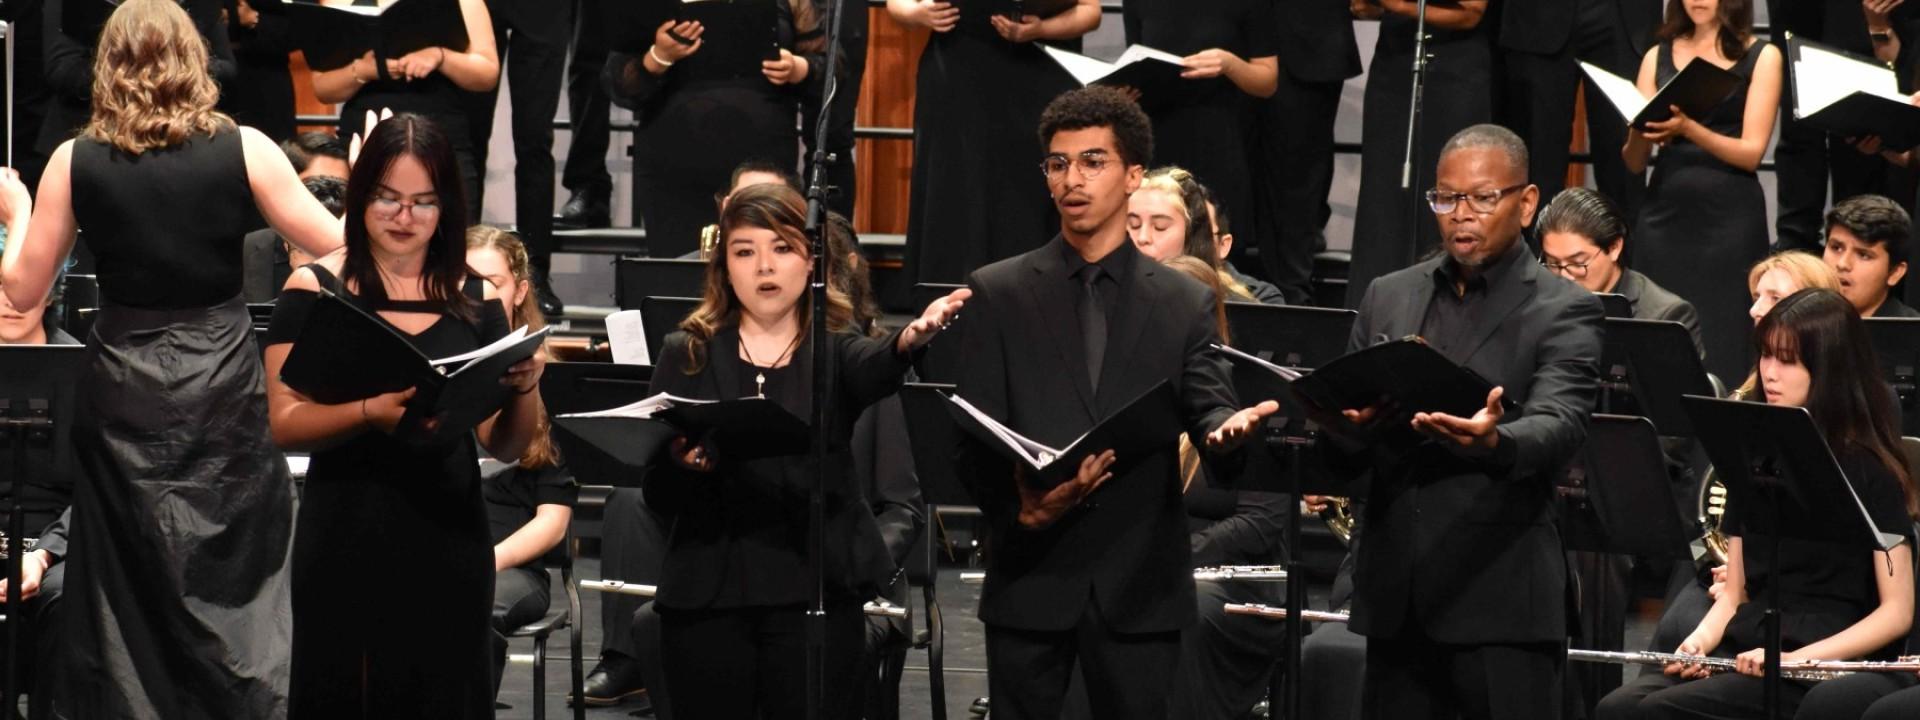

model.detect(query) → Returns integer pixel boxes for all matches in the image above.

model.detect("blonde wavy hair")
[85,0,233,155]
[466,225,560,470]
[1736,251,1840,398]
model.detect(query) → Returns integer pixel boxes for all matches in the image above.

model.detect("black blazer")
[1276,0,1361,83]
[957,237,1241,634]
[1617,268,1705,359]
[644,326,912,610]
[1499,0,1664,58]
[1339,246,1604,644]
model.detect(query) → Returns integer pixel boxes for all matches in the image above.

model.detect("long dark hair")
[1755,288,1917,518]
[340,113,478,321]
[678,184,853,374]
[1655,0,1754,63]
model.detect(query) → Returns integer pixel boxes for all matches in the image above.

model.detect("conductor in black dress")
[955,86,1277,720]
[1332,124,1604,719]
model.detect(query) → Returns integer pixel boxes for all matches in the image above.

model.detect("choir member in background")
[889,0,1097,285]
[1820,194,1919,318]
[219,0,297,142]
[1597,289,1915,720]
[1255,0,1361,305]
[1623,0,1780,389]
[556,0,615,231]
[39,0,236,159]
[0,0,344,714]
[310,0,499,224]
[602,0,828,260]
[1537,186,1704,357]
[956,86,1274,720]
[1120,0,1277,279]
[1126,167,1258,302]
[1205,200,1287,305]
[280,131,351,182]
[263,113,542,718]
[466,0,573,315]
[1345,0,1494,310]
[644,183,965,719]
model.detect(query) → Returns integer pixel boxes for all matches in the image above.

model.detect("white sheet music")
[947,394,1078,467]
[605,309,650,365]
[1042,44,1183,86]
[1580,61,1651,122]
[429,325,534,368]
[1792,42,1905,118]
[557,392,714,420]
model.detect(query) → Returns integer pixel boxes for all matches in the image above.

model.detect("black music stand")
[1600,318,1718,432]
[1218,304,1356,720]
[639,296,699,361]
[1864,318,1920,436]
[910,284,966,384]
[1595,292,1633,319]
[897,383,975,511]
[540,362,653,488]
[1683,395,1905,720]
[0,346,85,710]
[615,258,706,310]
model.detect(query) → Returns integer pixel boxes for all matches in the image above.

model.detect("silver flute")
[577,579,908,618]
[961,566,1289,585]
[1221,604,1352,624]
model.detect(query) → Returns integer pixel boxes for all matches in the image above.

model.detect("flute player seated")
[1595,288,1916,720]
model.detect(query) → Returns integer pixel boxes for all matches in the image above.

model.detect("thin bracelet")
[515,383,538,395]
[361,398,372,427]
[648,46,675,68]
[351,58,369,84]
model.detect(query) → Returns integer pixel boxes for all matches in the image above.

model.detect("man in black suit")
[956,86,1276,720]
[1335,123,1604,720]
[1498,0,1663,236]
[1254,0,1361,305]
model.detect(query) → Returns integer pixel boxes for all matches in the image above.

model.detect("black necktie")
[1078,265,1106,392]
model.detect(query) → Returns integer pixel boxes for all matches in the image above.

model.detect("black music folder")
[1786,33,1920,150]
[554,393,810,469]
[942,380,1182,488]
[1042,44,1190,107]
[279,290,550,436]
[970,0,1076,19]
[1581,58,1741,130]
[1217,339,1508,450]
[275,0,469,71]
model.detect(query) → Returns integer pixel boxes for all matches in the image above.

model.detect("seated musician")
[1204,200,1287,306]
[1819,194,1917,319]
[1537,186,1703,358]
[1597,289,1916,720]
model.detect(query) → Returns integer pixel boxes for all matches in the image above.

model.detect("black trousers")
[1499,0,1643,243]
[561,0,612,202]
[1255,68,1343,305]
[1651,570,1715,654]
[1302,621,1368,720]
[985,596,1182,720]
[5,562,66,720]
[1596,669,1811,720]
[657,601,868,720]
[1058,580,1285,720]
[488,565,552,697]
[1571,551,1633,719]
[1795,672,1920,720]
[1363,633,1565,720]
[469,0,574,273]
[599,488,666,660]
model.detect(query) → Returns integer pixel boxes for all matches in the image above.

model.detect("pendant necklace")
[739,329,803,398]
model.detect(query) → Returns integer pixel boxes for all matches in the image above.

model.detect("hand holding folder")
[1215,338,1509,453]
[942,380,1182,489]
[553,393,811,470]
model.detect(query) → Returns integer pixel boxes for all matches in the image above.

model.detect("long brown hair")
[85,0,234,154]
[466,226,558,470]
[1755,289,1918,518]
[1655,0,1755,63]
[679,184,854,373]
[341,114,480,322]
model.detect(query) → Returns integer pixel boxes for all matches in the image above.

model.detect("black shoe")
[534,272,565,317]
[554,190,611,230]
[568,653,648,707]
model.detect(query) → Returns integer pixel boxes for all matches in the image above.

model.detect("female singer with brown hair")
[646,183,964,718]
[263,113,543,718]
[0,0,344,714]
[1597,288,1916,719]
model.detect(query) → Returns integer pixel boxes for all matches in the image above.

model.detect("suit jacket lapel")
[1456,255,1540,363]
[1096,258,1162,410]
[1391,258,1441,344]
[1024,241,1099,416]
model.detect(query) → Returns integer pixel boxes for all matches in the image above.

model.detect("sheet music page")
[1114,44,1184,68]
[1580,61,1649,122]
[1795,43,1903,116]
[1212,343,1304,380]
[1042,45,1117,86]
[558,392,713,420]
[431,326,532,368]
[606,309,651,365]
[948,394,1061,466]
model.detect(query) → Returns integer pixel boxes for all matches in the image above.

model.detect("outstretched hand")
[1411,386,1504,455]
[1016,450,1115,529]
[1206,400,1280,450]
[899,287,971,352]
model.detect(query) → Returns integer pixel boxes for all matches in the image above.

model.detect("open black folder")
[272,0,469,71]
[1042,44,1190,107]
[1216,338,1508,450]
[1786,33,1920,151]
[279,289,550,437]
[553,393,810,469]
[942,380,1182,489]
[1581,58,1742,130]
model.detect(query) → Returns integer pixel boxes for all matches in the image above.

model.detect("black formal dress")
[270,268,509,719]
[1122,0,1275,272]
[61,126,294,718]
[1596,446,1915,720]
[1340,241,1605,719]
[1347,12,1495,309]
[1255,0,1361,304]
[902,10,1073,285]
[957,237,1241,720]
[1632,41,1771,387]
[644,326,911,720]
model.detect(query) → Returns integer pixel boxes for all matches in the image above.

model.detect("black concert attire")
[1795,604,1920,720]
[1874,296,1920,318]
[468,0,574,283]
[221,8,298,143]
[1596,446,1915,720]
[644,326,914,720]
[1631,40,1772,387]
[1301,541,1368,720]
[1346,11,1495,309]
[1615,267,1707,358]
[61,126,293,717]
[595,487,672,712]
[1498,0,1659,236]
[603,0,827,259]
[1122,0,1276,277]
[13,511,68,720]
[242,227,294,304]
[1226,261,1287,305]
[803,0,864,219]
[1338,240,1605,719]
[901,10,1073,285]
[1253,0,1360,305]
[482,461,579,695]
[957,237,1242,720]
[561,0,615,219]
[270,267,510,719]
[855,395,928,718]
[329,16,486,225]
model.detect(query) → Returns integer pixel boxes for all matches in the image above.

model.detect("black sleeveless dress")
[63,127,296,718]
[268,267,508,719]
[1632,41,1770,386]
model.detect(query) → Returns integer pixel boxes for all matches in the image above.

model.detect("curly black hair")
[1037,86,1153,169]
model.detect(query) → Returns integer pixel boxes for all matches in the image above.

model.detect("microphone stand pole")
[802,0,850,717]
[1399,0,1433,220]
